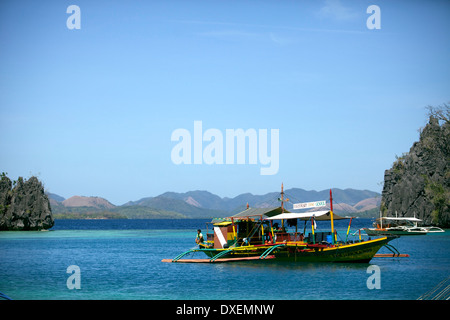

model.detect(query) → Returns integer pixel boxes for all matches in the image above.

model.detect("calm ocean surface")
[0,219,448,300]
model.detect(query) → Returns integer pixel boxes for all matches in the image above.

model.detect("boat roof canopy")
[231,207,288,219]
[213,221,233,226]
[211,207,289,224]
[211,207,351,224]
[378,217,422,222]
[266,210,351,221]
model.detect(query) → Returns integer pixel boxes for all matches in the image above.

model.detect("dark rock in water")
[381,112,450,227]
[0,175,54,230]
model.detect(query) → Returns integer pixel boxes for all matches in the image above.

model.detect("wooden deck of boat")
[162,255,276,263]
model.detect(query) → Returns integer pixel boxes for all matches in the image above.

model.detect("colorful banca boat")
[163,189,399,264]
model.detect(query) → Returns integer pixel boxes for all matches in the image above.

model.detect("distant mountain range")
[48,187,381,219]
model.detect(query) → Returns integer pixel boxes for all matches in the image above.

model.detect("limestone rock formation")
[381,109,450,227]
[0,175,54,230]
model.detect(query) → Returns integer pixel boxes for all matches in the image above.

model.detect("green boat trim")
[187,236,393,263]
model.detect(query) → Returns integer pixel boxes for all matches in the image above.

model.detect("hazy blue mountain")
[49,187,381,219]
[121,195,228,218]
[153,188,380,213]
[158,190,224,210]
[47,192,65,202]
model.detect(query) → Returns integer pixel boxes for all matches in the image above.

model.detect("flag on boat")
[293,200,326,210]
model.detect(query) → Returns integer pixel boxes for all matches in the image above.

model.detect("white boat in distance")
[364,216,444,236]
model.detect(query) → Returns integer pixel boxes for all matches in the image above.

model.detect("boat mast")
[330,189,335,244]
[281,183,284,229]
[380,209,383,229]
[278,183,290,230]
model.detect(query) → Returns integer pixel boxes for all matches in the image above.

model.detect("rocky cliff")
[381,109,450,227]
[0,175,54,230]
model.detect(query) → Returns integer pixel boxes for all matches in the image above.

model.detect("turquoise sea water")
[0,219,448,300]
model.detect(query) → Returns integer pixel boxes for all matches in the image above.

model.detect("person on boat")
[273,223,284,232]
[264,225,271,242]
[195,229,204,246]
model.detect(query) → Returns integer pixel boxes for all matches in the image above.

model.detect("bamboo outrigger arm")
[259,244,286,259]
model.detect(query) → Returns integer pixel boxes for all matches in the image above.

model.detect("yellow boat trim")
[213,221,232,226]
[201,237,388,253]
[284,237,388,252]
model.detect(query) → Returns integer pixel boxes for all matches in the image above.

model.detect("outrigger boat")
[163,185,401,264]
[363,213,445,236]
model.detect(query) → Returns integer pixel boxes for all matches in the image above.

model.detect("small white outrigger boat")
[364,214,444,236]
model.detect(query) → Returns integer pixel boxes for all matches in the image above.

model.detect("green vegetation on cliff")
[53,211,128,219]
[381,104,449,227]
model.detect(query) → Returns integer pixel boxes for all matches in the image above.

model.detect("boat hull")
[199,237,392,263]
[275,238,390,263]
[363,228,426,236]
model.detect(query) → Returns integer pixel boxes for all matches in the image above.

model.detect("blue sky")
[1,0,449,205]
